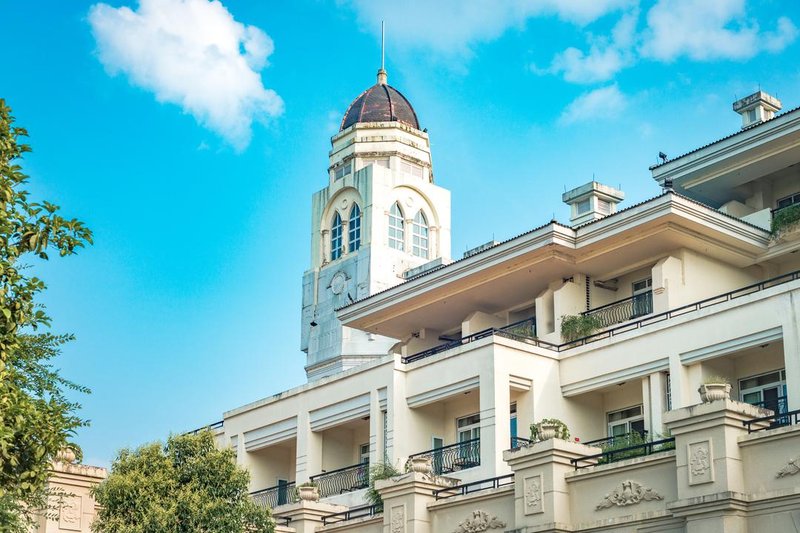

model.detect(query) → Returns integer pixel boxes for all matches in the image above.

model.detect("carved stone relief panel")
[59,495,82,531]
[688,439,713,485]
[777,456,800,478]
[595,480,663,510]
[452,510,506,532]
[390,504,405,533]
[523,474,543,515]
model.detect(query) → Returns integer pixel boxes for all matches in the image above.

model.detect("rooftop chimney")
[562,181,624,226]
[733,91,781,129]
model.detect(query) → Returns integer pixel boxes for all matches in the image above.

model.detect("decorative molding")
[309,393,370,431]
[680,327,782,364]
[452,510,506,532]
[244,417,297,451]
[390,505,405,533]
[562,357,669,396]
[406,377,479,408]
[59,495,82,531]
[688,440,714,485]
[595,480,663,510]
[777,456,800,478]
[524,474,543,515]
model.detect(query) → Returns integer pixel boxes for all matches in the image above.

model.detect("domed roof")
[340,70,420,131]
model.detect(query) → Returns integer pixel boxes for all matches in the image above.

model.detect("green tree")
[0,100,93,531]
[92,431,274,533]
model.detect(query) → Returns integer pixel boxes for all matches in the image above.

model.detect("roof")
[649,104,800,170]
[340,71,420,131]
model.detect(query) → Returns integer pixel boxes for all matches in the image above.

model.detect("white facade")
[210,88,800,532]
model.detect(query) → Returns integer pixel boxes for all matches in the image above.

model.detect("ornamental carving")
[390,505,405,533]
[452,510,506,532]
[524,474,543,514]
[688,440,713,485]
[777,456,800,478]
[595,480,662,510]
[59,495,82,531]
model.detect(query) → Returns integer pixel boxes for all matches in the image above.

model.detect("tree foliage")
[92,431,274,533]
[0,100,93,531]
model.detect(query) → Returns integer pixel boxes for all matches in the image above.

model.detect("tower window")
[348,204,361,253]
[331,212,343,260]
[334,163,352,180]
[412,210,429,259]
[400,161,423,178]
[388,203,405,251]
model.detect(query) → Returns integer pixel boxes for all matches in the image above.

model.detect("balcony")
[407,438,481,475]
[310,462,369,498]
[582,291,653,329]
[251,481,297,509]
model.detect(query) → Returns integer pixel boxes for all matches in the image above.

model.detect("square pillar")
[276,500,347,533]
[376,471,450,533]
[668,353,691,409]
[503,438,600,529]
[295,411,322,483]
[480,370,511,475]
[369,389,384,467]
[781,300,800,410]
[664,399,769,532]
[648,372,666,437]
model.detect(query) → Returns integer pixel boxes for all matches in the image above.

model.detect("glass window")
[607,405,644,438]
[359,443,370,464]
[331,212,343,260]
[576,199,591,214]
[388,203,405,251]
[334,163,352,180]
[739,369,787,414]
[776,192,800,210]
[412,210,429,258]
[348,204,361,253]
[400,161,423,178]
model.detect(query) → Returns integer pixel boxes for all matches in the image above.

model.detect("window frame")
[348,204,361,253]
[330,212,343,260]
[388,202,405,251]
[412,210,430,259]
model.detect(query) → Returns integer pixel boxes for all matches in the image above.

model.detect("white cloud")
[559,85,627,125]
[89,0,283,150]
[341,0,635,56]
[641,0,797,61]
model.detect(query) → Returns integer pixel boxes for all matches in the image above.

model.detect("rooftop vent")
[733,91,781,129]
[562,181,624,226]
[463,240,499,259]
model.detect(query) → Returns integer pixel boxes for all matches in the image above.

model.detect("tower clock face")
[330,271,348,295]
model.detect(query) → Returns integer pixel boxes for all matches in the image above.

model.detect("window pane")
[388,203,405,251]
[331,213,343,260]
[348,204,361,252]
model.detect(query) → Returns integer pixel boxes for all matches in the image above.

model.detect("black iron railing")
[583,430,649,449]
[502,316,537,338]
[749,395,788,416]
[273,515,292,527]
[310,463,369,498]
[510,436,534,449]
[251,482,297,509]
[744,407,800,433]
[321,504,380,525]
[571,437,675,470]
[401,269,800,364]
[582,291,653,329]
[433,474,514,500]
[185,420,224,435]
[408,439,481,475]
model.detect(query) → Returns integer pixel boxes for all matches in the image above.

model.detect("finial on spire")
[377,21,387,85]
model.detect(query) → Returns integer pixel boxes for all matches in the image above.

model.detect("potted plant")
[297,481,319,502]
[698,376,731,403]
[408,456,432,474]
[531,418,570,441]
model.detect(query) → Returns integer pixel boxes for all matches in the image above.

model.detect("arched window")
[331,212,343,260]
[388,203,405,251]
[412,210,429,258]
[348,204,361,253]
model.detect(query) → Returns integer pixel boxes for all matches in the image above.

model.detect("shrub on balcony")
[530,418,570,441]
[772,204,800,235]
[365,462,401,512]
[560,314,602,342]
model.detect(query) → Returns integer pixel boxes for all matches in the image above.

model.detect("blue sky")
[1,0,798,466]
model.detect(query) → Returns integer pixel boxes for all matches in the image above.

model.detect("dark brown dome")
[340,70,420,131]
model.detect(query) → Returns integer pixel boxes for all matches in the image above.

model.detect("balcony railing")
[185,420,224,435]
[401,268,800,364]
[744,405,800,433]
[571,437,676,470]
[310,462,369,498]
[408,438,481,475]
[749,395,788,416]
[321,504,380,525]
[251,482,297,509]
[433,474,514,500]
[581,291,653,329]
[583,430,649,450]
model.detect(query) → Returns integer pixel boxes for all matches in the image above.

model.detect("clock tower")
[300,68,452,380]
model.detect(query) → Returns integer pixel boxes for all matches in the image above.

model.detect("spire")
[377,21,387,85]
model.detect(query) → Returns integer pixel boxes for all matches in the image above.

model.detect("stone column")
[668,352,691,409]
[781,294,800,411]
[648,372,666,437]
[503,438,600,530]
[376,471,450,533]
[295,411,322,483]
[663,399,769,533]
[480,369,511,476]
[369,389,382,467]
[275,500,347,533]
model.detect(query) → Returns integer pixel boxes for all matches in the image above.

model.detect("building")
[205,71,800,533]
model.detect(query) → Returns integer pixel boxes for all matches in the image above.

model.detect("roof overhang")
[651,109,800,206]
[337,194,770,340]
